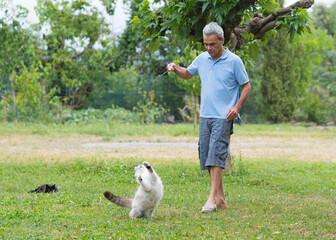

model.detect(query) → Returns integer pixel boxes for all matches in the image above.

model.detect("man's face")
[203,34,224,60]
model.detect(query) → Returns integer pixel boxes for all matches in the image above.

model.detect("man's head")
[203,22,225,60]
[203,22,224,40]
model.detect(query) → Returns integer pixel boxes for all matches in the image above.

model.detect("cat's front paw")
[143,162,153,173]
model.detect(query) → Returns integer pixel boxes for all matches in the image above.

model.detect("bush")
[133,91,169,124]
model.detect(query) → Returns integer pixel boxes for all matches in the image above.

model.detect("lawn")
[0,122,335,239]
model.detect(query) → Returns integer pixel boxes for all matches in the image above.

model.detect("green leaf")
[248,41,259,60]
[132,16,140,24]
[260,1,277,13]
[202,2,210,13]
[148,39,160,53]
[241,31,255,40]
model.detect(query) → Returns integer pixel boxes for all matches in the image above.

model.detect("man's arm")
[226,82,251,121]
[167,63,193,80]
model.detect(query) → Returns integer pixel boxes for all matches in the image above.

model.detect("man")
[167,22,251,212]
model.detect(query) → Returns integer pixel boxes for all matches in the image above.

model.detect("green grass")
[1,158,335,239]
[0,122,335,239]
[0,121,335,139]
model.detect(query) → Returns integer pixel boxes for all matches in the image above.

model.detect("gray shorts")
[198,118,233,170]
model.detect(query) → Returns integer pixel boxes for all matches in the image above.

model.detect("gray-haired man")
[167,22,251,212]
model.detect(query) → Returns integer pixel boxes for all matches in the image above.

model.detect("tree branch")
[229,0,314,51]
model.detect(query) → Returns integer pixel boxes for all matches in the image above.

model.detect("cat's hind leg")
[147,209,154,219]
[129,209,142,218]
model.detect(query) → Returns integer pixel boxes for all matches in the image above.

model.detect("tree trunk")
[9,75,17,123]
[225,144,233,175]
[193,93,198,129]
[1,103,8,123]
[59,103,63,124]
[40,78,46,105]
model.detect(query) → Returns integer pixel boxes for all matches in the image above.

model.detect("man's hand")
[226,106,240,121]
[166,63,176,72]
[226,82,251,121]
[166,62,193,80]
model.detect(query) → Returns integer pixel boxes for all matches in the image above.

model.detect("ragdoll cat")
[104,161,163,218]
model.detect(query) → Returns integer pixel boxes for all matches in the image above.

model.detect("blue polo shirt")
[187,48,249,119]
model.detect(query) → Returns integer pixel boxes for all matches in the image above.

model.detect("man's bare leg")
[217,174,227,208]
[205,166,226,208]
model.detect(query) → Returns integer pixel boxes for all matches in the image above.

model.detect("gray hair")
[203,22,224,40]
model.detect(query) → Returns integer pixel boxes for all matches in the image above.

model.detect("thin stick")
[138,70,169,91]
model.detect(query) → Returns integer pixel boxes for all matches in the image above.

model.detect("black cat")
[29,184,58,193]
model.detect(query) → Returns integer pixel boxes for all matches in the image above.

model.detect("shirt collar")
[207,47,229,61]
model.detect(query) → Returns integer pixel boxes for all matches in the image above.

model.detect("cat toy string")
[138,70,169,91]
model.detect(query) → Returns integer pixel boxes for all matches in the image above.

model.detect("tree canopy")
[132,0,314,53]
[1,0,335,125]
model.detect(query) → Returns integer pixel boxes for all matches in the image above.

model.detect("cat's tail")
[103,191,133,209]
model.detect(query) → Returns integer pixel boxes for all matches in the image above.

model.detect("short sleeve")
[234,58,249,85]
[187,56,199,76]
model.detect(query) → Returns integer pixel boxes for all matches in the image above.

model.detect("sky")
[8,0,131,34]
[3,0,336,35]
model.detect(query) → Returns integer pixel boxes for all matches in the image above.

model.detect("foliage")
[309,3,336,124]
[239,75,265,124]
[8,99,169,125]
[133,90,169,124]
[173,45,201,97]
[105,0,186,119]
[0,0,335,125]
[173,45,201,127]
[259,21,334,124]
[132,0,268,50]
[132,0,312,53]
[260,30,298,122]
[312,2,336,40]
[35,0,117,109]
[0,97,9,122]
[302,86,333,124]
[277,8,311,41]
[12,62,57,113]
[178,94,200,126]
[109,66,140,109]
[0,5,40,122]
[62,107,140,124]
[116,0,180,75]
[0,7,31,76]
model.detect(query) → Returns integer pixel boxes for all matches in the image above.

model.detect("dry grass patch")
[1,131,335,163]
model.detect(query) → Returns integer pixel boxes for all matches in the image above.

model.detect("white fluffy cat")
[104,161,163,218]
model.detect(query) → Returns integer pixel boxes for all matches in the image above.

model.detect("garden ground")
[0,123,335,239]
